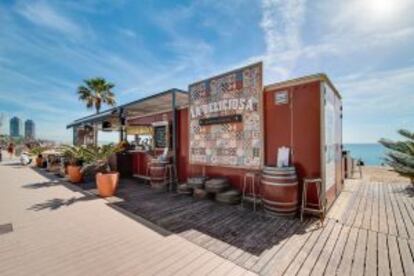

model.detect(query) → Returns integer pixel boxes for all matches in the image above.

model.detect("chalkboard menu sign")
[154,125,167,148]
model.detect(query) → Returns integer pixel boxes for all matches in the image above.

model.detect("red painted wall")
[264,81,322,207]
[177,108,189,183]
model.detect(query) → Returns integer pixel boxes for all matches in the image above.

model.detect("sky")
[0,0,413,143]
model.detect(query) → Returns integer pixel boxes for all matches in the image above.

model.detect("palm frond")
[77,77,117,113]
[379,129,414,184]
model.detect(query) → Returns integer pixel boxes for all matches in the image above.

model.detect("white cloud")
[260,0,307,82]
[15,1,83,37]
[338,66,414,142]
[119,28,136,38]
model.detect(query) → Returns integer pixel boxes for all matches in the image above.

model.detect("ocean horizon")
[344,143,386,166]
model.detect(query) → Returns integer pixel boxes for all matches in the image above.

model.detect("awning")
[66,88,188,129]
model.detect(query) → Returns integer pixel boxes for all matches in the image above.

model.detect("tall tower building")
[25,119,36,139]
[10,116,22,138]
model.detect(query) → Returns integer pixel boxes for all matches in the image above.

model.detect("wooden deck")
[2,160,413,275]
[104,175,414,275]
[0,161,254,276]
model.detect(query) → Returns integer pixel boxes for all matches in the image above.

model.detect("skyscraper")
[10,116,22,138]
[25,119,36,139]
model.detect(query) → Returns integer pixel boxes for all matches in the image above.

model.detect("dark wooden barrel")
[261,166,298,216]
[150,160,167,190]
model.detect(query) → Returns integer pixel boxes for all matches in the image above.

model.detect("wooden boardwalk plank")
[371,182,380,232]
[156,245,206,275]
[393,183,414,239]
[364,230,378,276]
[310,222,342,276]
[387,183,409,238]
[259,220,315,275]
[350,228,368,276]
[378,183,389,234]
[353,182,369,228]
[296,220,336,276]
[399,183,414,227]
[324,225,351,275]
[377,232,390,276]
[345,183,366,226]
[362,182,374,230]
[249,219,299,273]
[398,237,414,276]
[206,260,241,276]
[388,235,404,276]
[337,226,359,275]
[282,223,325,276]
[384,182,398,236]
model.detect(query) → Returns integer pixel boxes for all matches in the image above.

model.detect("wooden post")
[119,107,125,142]
[93,123,98,146]
[171,91,177,186]
[73,127,77,146]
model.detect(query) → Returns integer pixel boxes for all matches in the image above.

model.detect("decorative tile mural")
[188,62,263,168]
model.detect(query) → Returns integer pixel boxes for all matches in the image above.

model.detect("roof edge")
[264,73,342,99]
[67,88,188,128]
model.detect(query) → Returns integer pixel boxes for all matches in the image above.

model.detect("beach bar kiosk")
[67,62,343,215]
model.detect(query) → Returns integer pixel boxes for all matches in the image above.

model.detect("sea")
[344,143,386,166]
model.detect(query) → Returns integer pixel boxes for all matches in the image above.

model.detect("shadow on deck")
[27,167,315,265]
[109,178,312,257]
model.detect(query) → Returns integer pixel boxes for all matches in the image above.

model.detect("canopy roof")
[67,88,188,129]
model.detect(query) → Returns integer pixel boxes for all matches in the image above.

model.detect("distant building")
[25,119,36,139]
[10,116,22,138]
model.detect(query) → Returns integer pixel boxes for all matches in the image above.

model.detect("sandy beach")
[360,165,412,184]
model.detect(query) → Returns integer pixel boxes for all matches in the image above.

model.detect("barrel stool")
[261,166,299,217]
[241,172,261,212]
[300,178,325,224]
[149,160,169,190]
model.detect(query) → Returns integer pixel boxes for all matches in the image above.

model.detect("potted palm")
[83,144,122,197]
[61,145,86,183]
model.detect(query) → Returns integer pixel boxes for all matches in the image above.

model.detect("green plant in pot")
[30,147,46,168]
[82,144,122,197]
[60,145,87,183]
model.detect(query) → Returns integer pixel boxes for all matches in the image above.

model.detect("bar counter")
[127,149,165,179]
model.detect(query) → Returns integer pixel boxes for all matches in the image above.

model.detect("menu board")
[154,125,167,148]
[188,62,263,168]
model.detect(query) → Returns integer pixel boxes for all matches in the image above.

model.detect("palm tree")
[379,129,414,185]
[78,78,116,113]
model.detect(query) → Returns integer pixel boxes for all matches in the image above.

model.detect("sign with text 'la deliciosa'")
[199,114,242,126]
[188,62,263,168]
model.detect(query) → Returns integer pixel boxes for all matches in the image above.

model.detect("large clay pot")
[36,157,43,167]
[96,172,119,197]
[67,165,83,183]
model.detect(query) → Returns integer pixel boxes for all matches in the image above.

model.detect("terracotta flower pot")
[96,172,119,197]
[67,165,83,183]
[36,157,43,167]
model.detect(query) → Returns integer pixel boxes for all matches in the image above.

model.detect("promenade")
[0,160,253,276]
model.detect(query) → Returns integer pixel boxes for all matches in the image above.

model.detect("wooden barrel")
[150,160,167,190]
[261,166,298,216]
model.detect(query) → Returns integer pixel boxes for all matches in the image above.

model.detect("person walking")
[7,142,15,159]
[0,145,2,162]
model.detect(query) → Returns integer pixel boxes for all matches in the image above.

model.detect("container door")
[323,83,341,207]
